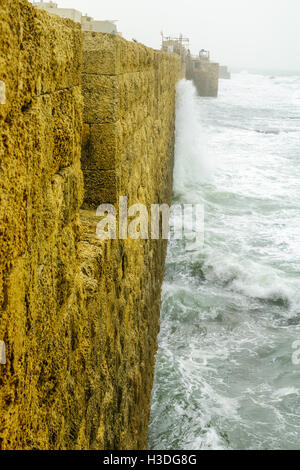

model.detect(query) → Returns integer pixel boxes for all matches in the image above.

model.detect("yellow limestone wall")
[79,32,181,449]
[0,1,181,450]
[0,0,84,449]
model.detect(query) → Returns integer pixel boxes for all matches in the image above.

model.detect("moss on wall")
[0,1,181,450]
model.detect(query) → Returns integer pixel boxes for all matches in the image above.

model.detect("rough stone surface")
[0,2,181,450]
[80,32,181,449]
[0,0,84,450]
[81,32,181,210]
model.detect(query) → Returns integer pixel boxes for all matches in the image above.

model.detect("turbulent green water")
[148,73,300,450]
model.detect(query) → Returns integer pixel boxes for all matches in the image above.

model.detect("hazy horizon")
[35,0,300,72]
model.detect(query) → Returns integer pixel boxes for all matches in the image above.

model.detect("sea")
[148,71,300,450]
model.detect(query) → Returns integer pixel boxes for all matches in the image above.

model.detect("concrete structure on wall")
[1,0,181,450]
[189,56,219,97]
[161,34,189,59]
[161,34,188,78]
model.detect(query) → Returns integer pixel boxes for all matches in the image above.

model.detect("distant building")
[82,15,118,34]
[33,2,120,34]
[33,1,82,23]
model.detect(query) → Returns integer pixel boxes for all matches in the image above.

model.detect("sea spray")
[173,80,214,198]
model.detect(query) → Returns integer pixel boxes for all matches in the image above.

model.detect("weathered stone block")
[82,32,156,77]
[0,0,81,121]
[0,0,83,450]
[82,73,119,124]
[83,32,119,75]
[81,123,122,171]
[82,169,117,208]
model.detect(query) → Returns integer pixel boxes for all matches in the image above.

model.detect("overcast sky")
[49,0,300,71]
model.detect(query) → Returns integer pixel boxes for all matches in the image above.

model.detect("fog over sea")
[148,72,300,450]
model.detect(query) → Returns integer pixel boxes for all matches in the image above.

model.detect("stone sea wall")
[79,32,181,449]
[192,62,219,97]
[0,0,84,449]
[185,53,219,97]
[0,0,181,449]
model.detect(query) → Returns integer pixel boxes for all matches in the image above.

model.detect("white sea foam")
[202,249,300,316]
[149,72,300,451]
